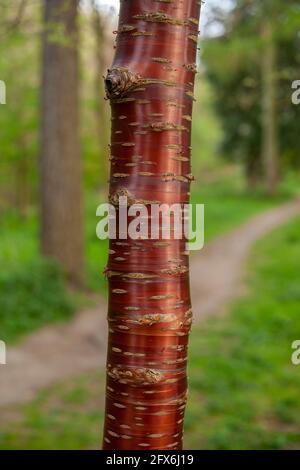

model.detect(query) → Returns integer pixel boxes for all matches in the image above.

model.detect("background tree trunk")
[91,0,110,180]
[40,0,83,284]
[245,154,260,191]
[102,0,201,450]
[261,19,279,196]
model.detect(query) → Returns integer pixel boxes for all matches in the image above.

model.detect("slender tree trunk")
[91,1,109,179]
[102,0,201,450]
[40,0,84,284]
[245,155,260,191]
[261,19,279,197]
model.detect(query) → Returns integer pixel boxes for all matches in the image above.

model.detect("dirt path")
[1,198,300,408]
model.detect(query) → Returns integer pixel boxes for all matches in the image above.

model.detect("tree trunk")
[245,155,260,191]
[261,19,279,197]
[102,0,201,450]
[91,1,109,179]
[40,0,84,285]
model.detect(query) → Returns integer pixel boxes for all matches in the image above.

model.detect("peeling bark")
[103,0,202,450]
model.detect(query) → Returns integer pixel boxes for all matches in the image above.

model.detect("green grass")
[185,215,300,449]
[0,194,109,295]
[0,195,108,343]
[0,210,75,343]
[1,215,300,449]
[0,258,74,343]
[0,372,106,450]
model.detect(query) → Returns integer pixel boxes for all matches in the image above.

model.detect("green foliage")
[0,257,74,343]
[191,76,223,177]
[0,190,109,341]
[0,3,40,210]
[203,0,300,181]
[0,1,110,212]
[191,166,296,241]
[0,192,108,342]
[0,209,74,342]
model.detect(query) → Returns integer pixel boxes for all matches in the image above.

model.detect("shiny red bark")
[103,0,201,450]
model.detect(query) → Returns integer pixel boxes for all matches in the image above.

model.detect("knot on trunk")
[108,366,162,384]
[105,67,140,99]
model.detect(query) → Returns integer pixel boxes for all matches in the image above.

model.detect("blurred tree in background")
[203,0,300,194]
[0,0,113,215]
[0,0,115,285]
[41,0,84,284]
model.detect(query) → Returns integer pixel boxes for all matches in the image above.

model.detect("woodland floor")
[1,198,300,412]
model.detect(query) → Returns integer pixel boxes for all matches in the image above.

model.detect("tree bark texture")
[103,0,202,450]
[41,0,84,284]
